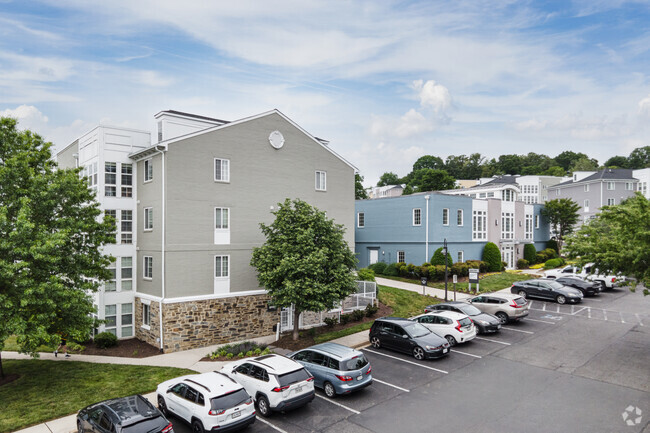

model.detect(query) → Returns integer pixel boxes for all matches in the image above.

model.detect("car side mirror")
[232,369,237,374]
[166,389,172,394]
[402,334,409,338]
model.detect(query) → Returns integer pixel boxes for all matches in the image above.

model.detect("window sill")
[141,324,151,331]
[214,180,230,183]
[144,228,153,232]
[143,277,153,281]
[144,179,153,184]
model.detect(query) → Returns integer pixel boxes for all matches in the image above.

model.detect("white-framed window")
[121,210,132,244]
[214,207,230,245]
[457,251,464,263]
[413,208,422,226]
[144,159,153,183]
[503,189,515,201]
[144,207,153,231]
[479,192,486,198]
[607,182,614,190]
[105,209,118,243]
[472,210,487,240]
[214,158,230,182]
[357,212,365,228]
[457,209,463,226]
[105,304,117,335]
[214,255,230,294]
[142,303,151,327]
[105,162,117,197]
[83,162,98,192]
[143,256,153,280]
[555,189,560,196]
[535,214,540,229]
[625,182,633,191]
[583,184,589,192]
[315,171,327,191]
[157,121,163,142]
[584,199,590,210]
[105,259,117,292]
[442,208,449,226]
[121,303,133,337]
[501,212,514,240]
[121,163,133,197]
[525,214,533,240]
[607,198,615,205]
[121,257,132,291]
[487,192,494,198]
[398,251,405,263]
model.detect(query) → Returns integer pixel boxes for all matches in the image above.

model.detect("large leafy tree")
[0,117,114,377]
[627,146,650,169]
[376,171,400,187]
[250,199,357,340]
[604,155,629,168]
[565,193,650,295]
[412,155,445,172]
[405,168,456,193]
[355,173,368,200]
[541,198,581,254]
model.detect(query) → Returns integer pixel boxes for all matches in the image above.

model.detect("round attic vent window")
[269,130,285,149]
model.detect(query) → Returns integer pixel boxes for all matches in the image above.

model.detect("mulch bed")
[0,373,20,387]
[70,338,161,358]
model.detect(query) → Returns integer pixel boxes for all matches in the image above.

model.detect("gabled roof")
[482,175,519,185]
[551,168,637,188]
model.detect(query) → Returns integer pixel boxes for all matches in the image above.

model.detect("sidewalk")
[376,276,474,300]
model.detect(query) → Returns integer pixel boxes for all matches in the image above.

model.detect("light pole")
[443,238,449,301]
[424,195,430,263]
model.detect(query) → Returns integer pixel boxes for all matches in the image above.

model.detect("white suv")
[410,310,477,346]
[156,371,255,433]
[221,354,315,417]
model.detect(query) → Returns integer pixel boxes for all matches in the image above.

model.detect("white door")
[369,249,379,265]
[502,246,514,269]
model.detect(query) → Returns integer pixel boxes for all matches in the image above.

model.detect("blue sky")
[1,0,650,185]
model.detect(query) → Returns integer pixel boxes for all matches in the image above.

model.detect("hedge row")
[368,259,489,281]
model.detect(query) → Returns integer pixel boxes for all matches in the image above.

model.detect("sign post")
[420,276,428,296]
[452,274,457,301]
[469,268,480,294]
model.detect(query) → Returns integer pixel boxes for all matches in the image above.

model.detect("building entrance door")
[501,245,514,269]
[369,249,379,265]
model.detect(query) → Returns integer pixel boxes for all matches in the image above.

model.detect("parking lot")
[170,287,650,433]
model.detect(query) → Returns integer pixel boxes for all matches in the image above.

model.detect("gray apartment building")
[547,169,638,223]
[58,109,357,352]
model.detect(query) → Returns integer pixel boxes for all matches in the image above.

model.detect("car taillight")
[208,409,226,416]
[272,385,290,392]
[611,277,616,282]
[335,375,353,381]
[455,321,462,332]
[245,398,253,405]
[366,365,372,375]
[161,423,173,433]
[510,301,524,308]
[306,376,314,382]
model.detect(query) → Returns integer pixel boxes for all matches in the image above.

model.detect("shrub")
[236,352,244,358]
[501,261,507,271]
[384,263,400,276]
[546,239,559,254]
[517,259,529,269]
[245,351,253,357]
[482,242,502,272]
[365,304,379,317]
[357,268,376,282]
[524,244,537,264]
[226,353,234,359]
[417,264,430,278]
[542,248,558,259]
[544,258,563,269]
[368,262,387,275]
[352,309,366,321]
[68,342,85,352]
[431,247,453,266]
[308,327,317,338]
[323,317,338,328]
[451,262,469,277]
[340,314,352,324]
[253,348,262,355]
[94,332,118,349]
[465,260,489,273]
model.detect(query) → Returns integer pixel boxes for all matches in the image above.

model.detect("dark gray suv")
[369,317,450,360]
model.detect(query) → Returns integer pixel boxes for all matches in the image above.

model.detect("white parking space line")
[363,349,449,374]
[373,378,410,392]
[525,318,556,324]
[475,336,511,345]
[603,310,608,321]
[556,305,560,313]
[500,326,534,334]
[588,308,592,319]
[315,394,360,414]
[571,307,587,316]
[619,312,625,323]
[257,417,289,433]
[450,349,482,358]
[635,314,644,326]
[542,302,547,311]
[585,298,602,302]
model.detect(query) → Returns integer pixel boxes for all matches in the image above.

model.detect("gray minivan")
[288,343,372,398]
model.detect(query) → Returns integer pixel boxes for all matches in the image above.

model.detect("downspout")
[154,145,166,352]
[424,195,430,263]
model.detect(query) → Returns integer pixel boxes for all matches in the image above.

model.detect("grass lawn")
[314,285,438,343]
[0,359,195,433]
[379,271,534,294]
[3,335,54,353]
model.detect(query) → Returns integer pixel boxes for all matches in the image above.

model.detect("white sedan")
[409,311,477,346]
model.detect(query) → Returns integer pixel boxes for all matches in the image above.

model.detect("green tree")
[541,198,581,254]
[570,156,599,172]
[565,193,649,295]
[0,117,114,377]
[413,155,445,172]
[355,173,368,200]
[250,199,357,340]
[542,166,566,177]
[523,244,537,264]
[377,172,400,187]
[497,154,524,175]
[407,168,456,192]
[604,155,629,169]
[430,247,453,266]
[482,242,502,272]
[554,151,590,171]
[627,146,650,169]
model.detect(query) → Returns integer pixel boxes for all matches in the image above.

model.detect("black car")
[77,395,173,433]
[424,301,501,334]
[369,317,450,360]
[511,278,583,304]
[555,276,600,296]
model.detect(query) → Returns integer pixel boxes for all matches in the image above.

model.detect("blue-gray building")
[355,192,550,269]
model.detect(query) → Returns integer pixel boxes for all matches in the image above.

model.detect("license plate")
[357,375,363,381]
[232,411,241,419]
[443,348,448,353]
[295,386,302,393]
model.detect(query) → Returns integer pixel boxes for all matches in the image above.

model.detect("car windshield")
[277,368,311,387]
[210,389,250,411]
[458,317,472,327]
[548,281,564,289]
[122,416,167,433]
[405,322,430,338]
[458,305,482,315]
[342,354,369,371]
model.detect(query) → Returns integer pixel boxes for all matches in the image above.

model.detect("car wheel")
[324,382,336,398]
[77,421,84,433]
[445,335,457,346]
[192,419,205,433]
[556,295,566,304]
[597,281,605,291]
[412,346,425,360]
[157,396,168,417]
[370,336,381,349]
[495,312,508,324]
[257,395,272,417]
[518,290,527,299]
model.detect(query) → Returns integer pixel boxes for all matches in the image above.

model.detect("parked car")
[156,371,255,433]
[543,263,619,290]
[467,293,530,324]
[369,317,450,360]
[409,311,477,346]
[511,278,583,304]
[555,276,600,296]
[424,301,501,334]
[288,343,372,398]
[221,354,315,417]
[77,395,173,433]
